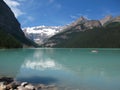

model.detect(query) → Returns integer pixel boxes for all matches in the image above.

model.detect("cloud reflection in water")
[22,59,62,71]
[15,49,120,90]
[21,49,63,71]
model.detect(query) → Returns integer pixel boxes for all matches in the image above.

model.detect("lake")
[0,48,120,90]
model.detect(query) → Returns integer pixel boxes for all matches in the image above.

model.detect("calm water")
[0,48,120,90]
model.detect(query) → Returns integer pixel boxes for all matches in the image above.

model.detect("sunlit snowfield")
[0,48,120,90]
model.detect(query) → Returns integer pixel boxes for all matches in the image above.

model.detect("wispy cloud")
[48,0,54,3]
[27,16,35,22]
[3,0,24,17]
[70,13,90,20]
[70,15,78,19]
[21,16,35,27]
[55,4,62,9]
[47,0,62,9]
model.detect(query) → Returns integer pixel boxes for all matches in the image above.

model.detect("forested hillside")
[44,22,120,48]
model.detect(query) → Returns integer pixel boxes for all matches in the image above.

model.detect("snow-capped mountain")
[23,25,65,45]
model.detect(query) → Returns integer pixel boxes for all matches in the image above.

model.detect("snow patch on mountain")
[23,25,65,45]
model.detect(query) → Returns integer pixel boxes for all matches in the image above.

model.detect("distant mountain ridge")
[23,15,120,47]
[2,0,120,48]
[0,0,37,48]
[43,15,120,48]
[100,15,120,26]
[23,26,65,44]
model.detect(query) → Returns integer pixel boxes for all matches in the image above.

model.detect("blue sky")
[4,0,120,28]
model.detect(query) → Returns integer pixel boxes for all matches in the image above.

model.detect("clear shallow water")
[0,48,120,90]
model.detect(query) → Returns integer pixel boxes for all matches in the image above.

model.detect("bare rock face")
[100,15,113,26]
[73,16,88,25]
[43,17,102,47]
[43,15,120,48]
[69,16,88,28]
[65,16,101,32]
[84,20,102,29]
[112,16,120,22]
[100,15,120,26]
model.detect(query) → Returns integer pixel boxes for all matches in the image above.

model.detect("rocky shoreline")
[0,77,58,90]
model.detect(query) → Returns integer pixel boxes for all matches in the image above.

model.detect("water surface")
[0,48,120,90]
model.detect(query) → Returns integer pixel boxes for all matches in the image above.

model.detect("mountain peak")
[112,16,120,22]
[78,16,87,20]
[69,16,88,28]
[23,26,65,44]
[43,15,120,48]
[76,16,88,24]
[100,15,113,25]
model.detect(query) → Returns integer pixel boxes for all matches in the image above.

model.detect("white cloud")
[21,16,35,27]
[70,15,78,19]
[3,0,24,17]
[70,14,90,20]
[47,0,62,9]
[83,15,90,20]
[79,14,90,20]
[27,16,34,21]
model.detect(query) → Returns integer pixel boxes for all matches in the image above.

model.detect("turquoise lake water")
[0,48,120,90]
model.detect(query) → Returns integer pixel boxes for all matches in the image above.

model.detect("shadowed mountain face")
[44,16,120,48]
[0,0,37,48]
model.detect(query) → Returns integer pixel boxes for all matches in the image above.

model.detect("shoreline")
[0,77,58,90]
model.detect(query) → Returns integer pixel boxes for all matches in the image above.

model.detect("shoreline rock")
[0,77,58,90]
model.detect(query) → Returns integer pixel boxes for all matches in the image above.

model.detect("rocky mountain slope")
[23,26,65,44]
[100,15,113,25]
[0,0,37,48]
[43,16,120,48]
[100,15,120,26]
